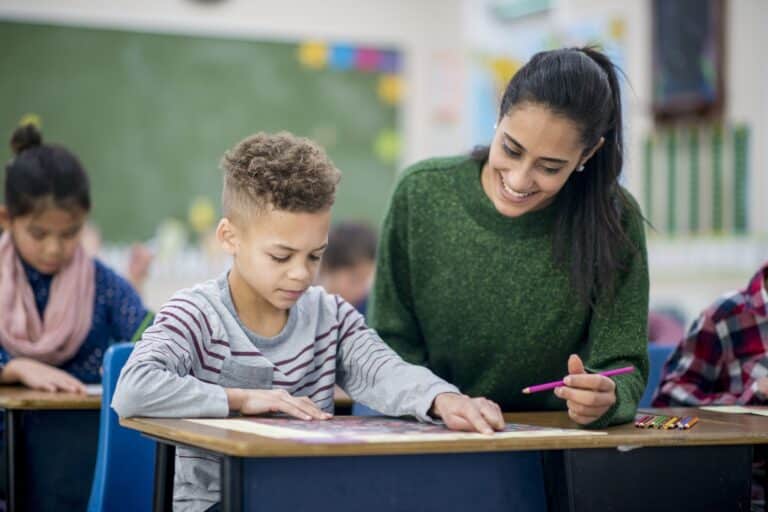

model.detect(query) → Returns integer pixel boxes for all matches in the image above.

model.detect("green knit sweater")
[369,155,649,428]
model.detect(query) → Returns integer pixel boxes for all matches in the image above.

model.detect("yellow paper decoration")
[377,74,403,105]
[489,57,522,89]
[373,130,400,163]
[609,18,626,41]
[188,196,217,234]
[298,41,329,70]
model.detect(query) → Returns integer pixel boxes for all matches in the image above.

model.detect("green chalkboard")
[0,21,399,242]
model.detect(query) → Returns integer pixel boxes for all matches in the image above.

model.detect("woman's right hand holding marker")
[554,354,617,425]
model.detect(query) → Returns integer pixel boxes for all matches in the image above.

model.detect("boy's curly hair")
[220,132,341,220]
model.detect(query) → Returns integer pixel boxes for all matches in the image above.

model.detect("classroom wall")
[0,0,468,308]
[463,0,768,321]
[0,0,466,167]
[4,0,767,318]
[728,0,768,235]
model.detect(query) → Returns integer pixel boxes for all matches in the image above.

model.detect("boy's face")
[220,206,331,312]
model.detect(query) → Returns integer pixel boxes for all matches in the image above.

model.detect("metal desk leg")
[5,410,21,512]
[153,442,175,512]
[220,457,243,512]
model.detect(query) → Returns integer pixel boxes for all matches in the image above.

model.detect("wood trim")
[120,408,768,458]
[0,386,100,410]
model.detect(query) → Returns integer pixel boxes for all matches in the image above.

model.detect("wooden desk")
[0,386,101,512]
[122,408,768,512]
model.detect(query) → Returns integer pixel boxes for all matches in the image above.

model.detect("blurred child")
[81,222,155,294]
[652,263,768,510]
[647,306,686,345]
[112,132,505,512]
[653,264,768,406]
[0,123,153,392]
[317,221,377,315]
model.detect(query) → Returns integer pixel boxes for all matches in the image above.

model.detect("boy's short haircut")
[322,221,378,271]
[220,132,341,220]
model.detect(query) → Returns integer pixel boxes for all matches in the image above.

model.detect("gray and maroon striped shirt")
[112,273,459,512]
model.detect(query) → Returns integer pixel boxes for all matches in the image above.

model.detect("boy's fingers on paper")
[292,396,329,420]
[273,400,314,421]
[296,396,331,419]
[475,398,505,430]
[443,415,474,432]
[564,373,616,392]
[281,395,325,420]
[479,405,505,430]
[461,404,494,434]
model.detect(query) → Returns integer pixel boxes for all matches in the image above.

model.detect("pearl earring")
[576,165,585,172]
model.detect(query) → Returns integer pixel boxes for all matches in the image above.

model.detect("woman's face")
[481,102,601,218]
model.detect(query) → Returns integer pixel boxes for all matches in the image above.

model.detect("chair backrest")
[639,343,677,408]
[351,402,382,416]
[87,342,155,512]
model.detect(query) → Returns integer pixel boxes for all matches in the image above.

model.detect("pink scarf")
[0,231,95,365]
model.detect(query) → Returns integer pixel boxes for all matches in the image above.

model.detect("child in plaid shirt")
[653,263,768,511]
[653,263,768,407]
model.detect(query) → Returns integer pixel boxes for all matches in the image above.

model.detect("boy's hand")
[430,392,505,434]
[1,358,87,394]
[226,388,332,421]
[554,354,616,425]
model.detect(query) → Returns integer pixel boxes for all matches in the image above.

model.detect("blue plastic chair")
[639,343,676,407]
[87,342,155,512]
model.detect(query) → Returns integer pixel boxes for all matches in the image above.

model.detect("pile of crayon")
[634,414,699,429]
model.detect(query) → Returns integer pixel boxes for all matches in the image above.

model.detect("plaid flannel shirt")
[653,263,768,406]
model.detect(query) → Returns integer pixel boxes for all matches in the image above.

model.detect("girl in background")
[0,123,152,392]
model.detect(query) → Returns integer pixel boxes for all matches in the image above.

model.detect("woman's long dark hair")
[472,47,639,307]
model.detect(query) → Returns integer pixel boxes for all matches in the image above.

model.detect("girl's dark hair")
[5,124,91,217]
[472,47,639,306]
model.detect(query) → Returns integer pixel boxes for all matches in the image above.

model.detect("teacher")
[369,47,648,427]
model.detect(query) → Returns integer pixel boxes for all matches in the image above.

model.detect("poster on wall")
[468,17,627,148]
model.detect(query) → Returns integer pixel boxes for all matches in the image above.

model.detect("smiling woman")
[370,46,650,428]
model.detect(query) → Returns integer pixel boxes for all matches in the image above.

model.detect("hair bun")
[10,121,43,155]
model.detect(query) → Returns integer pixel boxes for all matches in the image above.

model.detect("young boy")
[112,132,505,512]
[317,221,377,315]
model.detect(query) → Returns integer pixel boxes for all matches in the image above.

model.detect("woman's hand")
[226,388,332,421]
[554,354,616,425]
[431,392,505,434]
[2,358,87,394]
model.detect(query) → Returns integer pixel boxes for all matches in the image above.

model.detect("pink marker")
[521,366,635,394]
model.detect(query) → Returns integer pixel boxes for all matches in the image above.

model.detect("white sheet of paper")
[84,384,103,396]
[700,405,768,417]
[186,418,606,443]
